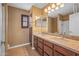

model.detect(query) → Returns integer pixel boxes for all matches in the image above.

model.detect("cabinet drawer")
[38,41,43,49]
[34,38,38,49]
[44,40,53,48]
[54,50,63,56]
[38,38,44,43]
[34,39,38,45]
[44,45,53,56]
[44,52,49,56]
[37,47,43,55]
[54,44,75,56]
[76,54,79,56]
[34,36,38,40]
[34,42,37,48]
[34,39,38,43]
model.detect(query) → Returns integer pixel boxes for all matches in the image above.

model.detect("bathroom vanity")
[33,33,79,56]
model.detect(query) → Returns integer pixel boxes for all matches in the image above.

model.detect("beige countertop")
[33,33,79,54]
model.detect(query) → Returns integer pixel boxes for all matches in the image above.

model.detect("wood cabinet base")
[34,36,78,56]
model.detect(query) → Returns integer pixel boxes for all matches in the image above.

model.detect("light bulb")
[44,8,47,13]
[48,11,51,13]
[48,6,51,10]
[56,3,62,6]
[51,9,54,12]
[35,16,38,19]
[55,7,59,10]
[35,16,39,19]
[60,3,64,8]
[52,4,56,8]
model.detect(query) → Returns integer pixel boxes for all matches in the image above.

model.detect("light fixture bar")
[44,3,64,14]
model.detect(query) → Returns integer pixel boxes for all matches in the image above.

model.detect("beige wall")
[8,6,30,46]
[48,17,58,33]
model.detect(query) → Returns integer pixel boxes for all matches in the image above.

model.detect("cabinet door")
[37,47,43,56]
[38,37,44,43]
[34,36,38,49]
[37,38,44,55]
[44,40,53,48]
[38,40,43,49]
[44,45,53,56]
[54,50,64,56]
[44,52,49,56]
[76,54,79,56]
[54,44,75,56]
[44,40,53,56]
[38,38,44,49]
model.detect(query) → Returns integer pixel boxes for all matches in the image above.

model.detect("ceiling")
[7,3,47,10]
[48,3,79,18]
[8,3,79,18]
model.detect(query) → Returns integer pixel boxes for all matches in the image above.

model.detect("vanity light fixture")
[44,3,64,14]
[52,4,56,8]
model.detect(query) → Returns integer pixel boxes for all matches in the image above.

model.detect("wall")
[48,17,58,33]
[8,6,30,47]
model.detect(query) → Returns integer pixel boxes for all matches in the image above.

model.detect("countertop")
[33,33,79,54]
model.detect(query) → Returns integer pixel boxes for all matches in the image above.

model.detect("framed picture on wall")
[21,15,29,28]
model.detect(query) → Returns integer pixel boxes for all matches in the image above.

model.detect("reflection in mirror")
[35,15,47,33]
[35,16,47,27]
[44,3,79,40]
[48,17,58,34]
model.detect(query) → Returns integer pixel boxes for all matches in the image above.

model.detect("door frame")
[2,4,6,56]
[2,4,9,56]
[0,3,6,56]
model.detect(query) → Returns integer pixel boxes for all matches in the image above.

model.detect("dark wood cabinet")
[37,47,43,55]
[38,40,43,49]
[54,44,75,56]
[76,54,79,56]
[44,40,54,56]
[34,36,38,50]
[44,40,53,48]
[54,50,64,56]
[44,45,53,56]
[34,36,78,56]
[38,38,44,50]
[37,38,44,55]
[44,52,49,56]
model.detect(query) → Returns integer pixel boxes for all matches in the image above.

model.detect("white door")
[0,3,5,56]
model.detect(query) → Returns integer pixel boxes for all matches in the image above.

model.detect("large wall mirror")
[43,3,79,39]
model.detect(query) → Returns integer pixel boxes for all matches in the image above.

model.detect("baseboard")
[8,43,30,49]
